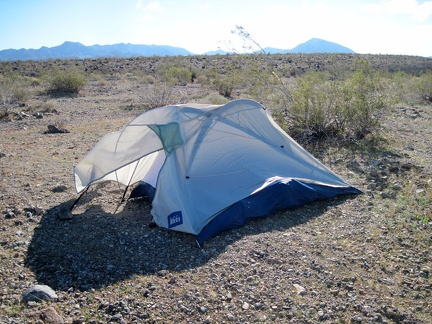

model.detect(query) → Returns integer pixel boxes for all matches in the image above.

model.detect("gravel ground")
[0,57,431,323]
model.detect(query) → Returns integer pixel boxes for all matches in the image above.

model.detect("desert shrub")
[241,55,286,104]
[35,100,56,113]
[228,26,390,140]
[160,65,192,86]
[190,67,199,83]
[47,69,86,94]
[0,74,29,118]
[195,74,208,85]
[12,84,28,102]
[144,79,175,108]
[26,76,43,87]
[214,77,234,98]
[140,74,156,85]
[382,71,408,105]
[415,70,432,102]
[289,71,341,138]
[342,59,386,138]
[206,64,243,98]
[285,59,386,139]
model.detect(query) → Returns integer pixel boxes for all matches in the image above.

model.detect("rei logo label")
[168,211,183,228]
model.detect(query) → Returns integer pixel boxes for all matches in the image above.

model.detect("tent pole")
[70,186,89,211]
[121,185,129,203]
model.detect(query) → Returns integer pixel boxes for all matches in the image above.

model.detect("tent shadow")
[24,194,353,291]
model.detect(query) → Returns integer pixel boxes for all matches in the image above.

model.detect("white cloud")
[140,14,156,22]
[366,0,432,22]
[141,1,162,12]
[136,1,163,23]
[199,2,212,10]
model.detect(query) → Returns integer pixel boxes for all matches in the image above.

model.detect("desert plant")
[143,79,175,108]
[415,70,432,102]
[228,26,297,121]
[214,77,234,98]
[342,59,386,138]
[0,78,13,118]
[289,71,340,138]
[159,65,192,86]
[229,26,390,140]
[47,69,86,94]
[195,74,208,85]
[0,73,29,118]
[270,59,387,140]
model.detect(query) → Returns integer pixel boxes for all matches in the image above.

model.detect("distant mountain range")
[263,38,355,54]
[0,38,354,61]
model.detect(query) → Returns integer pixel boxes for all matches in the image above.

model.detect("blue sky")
[1,0,432,56]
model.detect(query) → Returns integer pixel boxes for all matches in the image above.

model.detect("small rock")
[381,190,396,199]
[27,307,64,324]
[420,267,430,278]
[242,302,250,310]
[226,313,235,321]
[24,205,43,215]
[22,285,58,302]
[393,183,403,190]
[157,269,168,277]
[369,169,379,178]
[388,166,399,173]
[401,163,413,171]
[367,183,376,191]
[45,124,70,134]
[351,315,363,323]
[52,185,68,193]
[53,206,73,220]
[199,306,208,313]
[226,292,232,301]
[0,152,11,158]
[317,310,327,320]
[293,284,306,296]
[5,210,15,219]
[110,313,123,321]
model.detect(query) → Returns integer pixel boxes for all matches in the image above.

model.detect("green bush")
[160,66,192,86]
[286,59,386,139]
[48,70,86,94]
[416,70,432,102]
[290,71,342,138]
[146,79,175,108]
[0,74,29,118]
[342,59,386,138]
[214,77,234,98]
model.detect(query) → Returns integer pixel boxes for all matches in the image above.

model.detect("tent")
[74,99,361,244]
